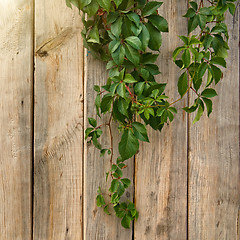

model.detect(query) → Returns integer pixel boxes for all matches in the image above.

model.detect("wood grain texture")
[134,1,188,239]
[0,0,33,239]
[188,10,240,240]
[34,2,84,239]
[83,56,134,239]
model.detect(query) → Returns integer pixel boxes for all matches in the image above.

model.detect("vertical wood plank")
[0,1,33,239]
[83,57,134,238]
[188,11,239,240]
[134,1,188,239]
[34,2,84,239]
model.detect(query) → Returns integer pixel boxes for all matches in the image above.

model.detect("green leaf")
[198,14,207,30]
[210,57,226,68]
[95,94,101,117]
[193,102,204,124]
[88,118,97,127]
[97,0,111,12]
[111,164,118,171]
[110,82,119,96]
[178,72,188,98]
[168,107,177,114]
[132,122,149,142]
[228,3,236,16]
[199,7,212,15]
[96,194,106,207]
[183,8,196,18]
[66,0,73,8]
[112,45,125,65]
[104,205,111,215]
[189,36,200,45]
[124,74,137,83]
[141,53,159,64]
[202,97,212,117]
[106,61,115,70]
[142,1,163,16]
[188,15,198,33]
[167,110,174,122]
[203,35,213,50]
[97,186,102,194]
[135,82,145,95]
[121,178,131,188]
[111,192,120,205]
[100,149,107,157]
[127,12,140,27]
[117,83,126,98]
[107,12,119,24]
[182,49,191,68]
[198,62,208,79]
[100,95,113,113]
[146,22,162,51]
[130,22,142,36]
[210,64,222,84]
[113,0,123,8]
[87,25,100,44]
[201,88,217,98]
[117,182,125,197]
[121,214,132,228]
[179,36,189,45]
[147,15,168,32]
[109,179,119,193]
[114,204,125,218]
[119,129,139,160]
[125,36,142,50]
[113,168,123,178]
[83,1,99,17]
[118,97,129,116]
[211,25,227,34]
[189,1,198,11]
[94,85,101,93]
[183,103,198,113]
[139,24,150,51]
[109,40,120,53]
[172,47,185,61]
[85,127,94,139]
[125,43,140,65]
[111,17,123,37]
[92,134,102,149]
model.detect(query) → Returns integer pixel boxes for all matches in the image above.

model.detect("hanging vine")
[66,0,237,228]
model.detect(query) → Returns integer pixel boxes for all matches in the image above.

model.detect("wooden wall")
[0,0,239,239]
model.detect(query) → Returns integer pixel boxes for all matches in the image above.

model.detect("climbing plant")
[66,0,237,229]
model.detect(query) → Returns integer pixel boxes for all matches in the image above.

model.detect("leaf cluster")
[66,0,237,229]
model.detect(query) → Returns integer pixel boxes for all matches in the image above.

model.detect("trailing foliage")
[66,0,237,229]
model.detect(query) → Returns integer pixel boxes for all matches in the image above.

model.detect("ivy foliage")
[66,0,237,229]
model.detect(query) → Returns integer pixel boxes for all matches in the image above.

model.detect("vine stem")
[107,113,114,179]
[206,0,214,5]
[169,70,196,107]
[190,87,200,97]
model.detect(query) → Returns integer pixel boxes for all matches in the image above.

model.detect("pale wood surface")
[34,1,84,239]
[188,11,240,240]
[83,55,134,239]
[134,1,188,239]
[0,0,33,239]
[0,2,239,239]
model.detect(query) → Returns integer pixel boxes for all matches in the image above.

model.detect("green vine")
[66,0,237,228]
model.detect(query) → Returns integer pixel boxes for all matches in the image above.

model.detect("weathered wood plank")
[0,1,33,239]
[134,1,188,239]
[188,11,239,240]
[83,56,134,238]
[34,2,84,239]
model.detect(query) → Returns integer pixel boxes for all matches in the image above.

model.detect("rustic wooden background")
[0,0,239,239]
